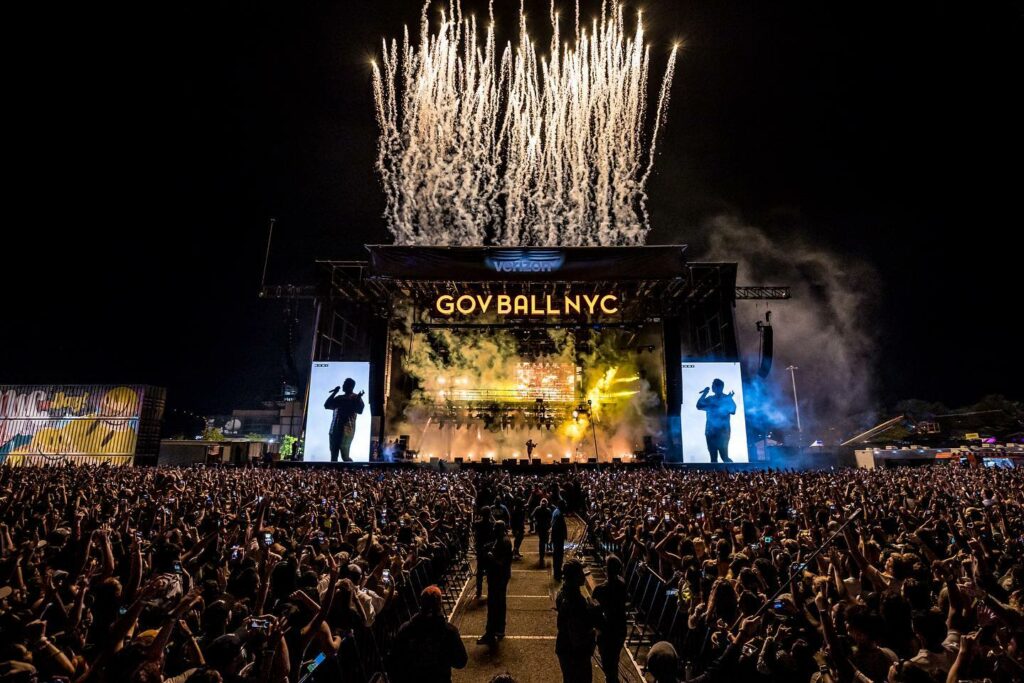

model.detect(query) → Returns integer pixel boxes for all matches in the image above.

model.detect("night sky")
[7,0,1022,415]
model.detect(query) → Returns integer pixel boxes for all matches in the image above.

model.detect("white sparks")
[372,0,678,246]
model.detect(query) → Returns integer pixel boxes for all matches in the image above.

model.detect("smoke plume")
[702,215,879,438]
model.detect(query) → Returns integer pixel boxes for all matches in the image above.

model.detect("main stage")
[293,245,765,465]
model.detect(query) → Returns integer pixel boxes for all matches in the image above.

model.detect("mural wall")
[0,385,151,463]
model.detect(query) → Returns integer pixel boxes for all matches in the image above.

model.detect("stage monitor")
[680,362,750,464]
[304,362,372,462]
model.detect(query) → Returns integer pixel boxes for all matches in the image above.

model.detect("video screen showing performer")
[304,362,372,462]
[324,378,365,462]
[681,362,750,463]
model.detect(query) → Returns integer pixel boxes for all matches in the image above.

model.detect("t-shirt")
[533,505,552,530]
[592,577,628,640]
[555,588,596,657]
[325,392,364,434]
[697,393,736,435]
[391,613,468,683]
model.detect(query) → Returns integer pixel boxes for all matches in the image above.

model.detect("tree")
[280,435,298,458]
[202,426,226,442]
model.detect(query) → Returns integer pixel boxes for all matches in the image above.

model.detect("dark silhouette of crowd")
[0,466,475,683]
[0,463,1021,683]
[579,466,1024,683]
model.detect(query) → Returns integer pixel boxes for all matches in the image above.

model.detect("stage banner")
[680,363,750,464]
[368,245,688,281]
[304,362,372,462]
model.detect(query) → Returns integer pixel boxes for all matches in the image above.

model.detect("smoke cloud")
[390,323,664,460]
[702,215,879,438]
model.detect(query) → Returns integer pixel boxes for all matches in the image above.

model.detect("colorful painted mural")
[0,385,147,463]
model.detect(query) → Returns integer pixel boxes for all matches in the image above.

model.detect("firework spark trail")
[372,0,678,246]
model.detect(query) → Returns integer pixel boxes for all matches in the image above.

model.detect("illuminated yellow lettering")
[513,295,528,314]
[530,295,544,315]
[583,294,600,314]
[456,295,476,315]
[497,295,512,314]
[599,294,619,314]
[477,294,493,313]
[545,294,558,315]
[564,295,581,314]
[436,295,455,315]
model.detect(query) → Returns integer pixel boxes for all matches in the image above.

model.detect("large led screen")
[304,362,371,462]
[680,362,749,463]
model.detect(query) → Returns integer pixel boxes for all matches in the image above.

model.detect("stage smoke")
[391,323,662,459]
[702,216,878,436]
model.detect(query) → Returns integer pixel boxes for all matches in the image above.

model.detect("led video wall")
[680,362,750,463]
[304,362,371,462]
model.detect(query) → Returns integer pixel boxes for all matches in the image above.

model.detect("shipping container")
[0,385,166,465]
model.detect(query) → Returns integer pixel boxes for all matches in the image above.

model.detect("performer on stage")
[696,378,736,463]
[324,378,365,462]
[525,438,537,459]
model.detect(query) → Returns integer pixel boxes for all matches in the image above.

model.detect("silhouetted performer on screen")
[324,378,365,462]
[525,439,537,458]
[696,378,736,463]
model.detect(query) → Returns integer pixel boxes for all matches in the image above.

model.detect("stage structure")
[289,245,791,464]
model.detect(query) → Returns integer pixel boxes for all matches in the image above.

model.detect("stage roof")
[310,245,741,322]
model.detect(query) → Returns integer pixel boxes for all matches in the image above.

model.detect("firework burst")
[372,0,678,246]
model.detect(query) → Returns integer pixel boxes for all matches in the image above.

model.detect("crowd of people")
[0,466,475,683]
[580,466,1024,683]
[0,463,1021,683]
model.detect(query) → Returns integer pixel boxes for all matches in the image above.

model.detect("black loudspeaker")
[757,316,774,378]
[520,459,531,466]
[481,458,494,466]
[453,457,464,464]
[587,457,598,464]
[531,459,541,465]
[560,457,570,464]
[612,457,622,464]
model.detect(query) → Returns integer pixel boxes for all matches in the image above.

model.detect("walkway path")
[450,517,644,683]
